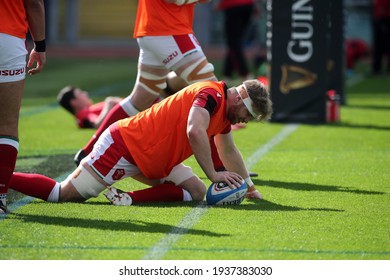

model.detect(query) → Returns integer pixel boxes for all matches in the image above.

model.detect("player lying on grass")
[56,73,187,130]
[57,86,123,129]
[9,80,272,206]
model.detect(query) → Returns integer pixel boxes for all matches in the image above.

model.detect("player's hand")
[211,171,243,189]
[246,185,263,199]
[27,49,46,76]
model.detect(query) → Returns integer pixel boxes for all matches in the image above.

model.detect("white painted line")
[246,124,299,168]
[142,124,299,260]
[7,196,34,213]
[141,204,210,260]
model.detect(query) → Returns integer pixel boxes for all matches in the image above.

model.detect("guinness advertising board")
[267,0,330,123]
[327,0,346,105]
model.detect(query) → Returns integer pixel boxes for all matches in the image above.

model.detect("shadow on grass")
[16,154,75,179]
[209,199,344,212]
[11,212,229,237]
[253,179,385,195]
[87,199,343,212]
[326,121,390,131]
[345,104,390,111]
[85,200,200,207]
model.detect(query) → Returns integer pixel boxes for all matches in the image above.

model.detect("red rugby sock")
[0,142,18,194]
[10,172,58,201]
[83,103,130,154]
[128,183,184,203]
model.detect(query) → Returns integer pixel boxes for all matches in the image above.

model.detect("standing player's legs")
[168,34,217,83]
[0,81,23,213]
[372,20,383,75]
[126,63,169,111]
[161,71,188,97]
[222,5,253,82]
[0,34,27,214]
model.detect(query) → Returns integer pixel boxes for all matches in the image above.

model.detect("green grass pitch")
[0,58,389,260]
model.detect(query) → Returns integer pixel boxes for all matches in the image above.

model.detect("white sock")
[120,96,140,116]
[47,182,61,202]
[182,189,192,201]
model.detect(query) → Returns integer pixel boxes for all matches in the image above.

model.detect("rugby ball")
[206,181,247,205]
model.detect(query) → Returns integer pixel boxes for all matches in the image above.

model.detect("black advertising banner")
[268,0,329,123]
[327,0,346,105]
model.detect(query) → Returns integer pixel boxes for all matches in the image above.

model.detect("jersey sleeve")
[192,88,231,134]
[219,122,231,134]
[193,88,222,116]
[80,119,94,129]
[76,108,95,129]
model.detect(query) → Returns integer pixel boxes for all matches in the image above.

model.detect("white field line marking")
[246,124,299,168]
[142,124,299,260]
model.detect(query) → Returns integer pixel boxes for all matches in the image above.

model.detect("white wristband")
[244,176,253,187]
[174,0,198,5]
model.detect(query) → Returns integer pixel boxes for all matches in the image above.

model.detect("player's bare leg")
[128,63,169,111]
[59,162,109,202]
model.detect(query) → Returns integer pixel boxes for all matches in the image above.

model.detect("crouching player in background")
[9,80,272,206]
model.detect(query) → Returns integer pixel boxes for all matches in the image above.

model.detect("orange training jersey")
[0,0,28,39]
[118,81,230,179]
[134,0,195,38]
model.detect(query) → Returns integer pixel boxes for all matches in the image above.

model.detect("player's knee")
[61,165,106,202]
[181,176,207,201]
[189,186,207,202]
[59,180,87,202]
[165,71,187,94]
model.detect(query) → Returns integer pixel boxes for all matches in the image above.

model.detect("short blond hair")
[243,79,273,121]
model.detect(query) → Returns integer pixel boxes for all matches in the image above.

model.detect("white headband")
[236,84,260,118]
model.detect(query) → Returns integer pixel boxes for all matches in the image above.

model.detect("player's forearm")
[214,133,250,179]
[24,0,46,42]
[94,104,114,128]
[221,148,250,179]
[93,114,107,128]
[187,128,218,181]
